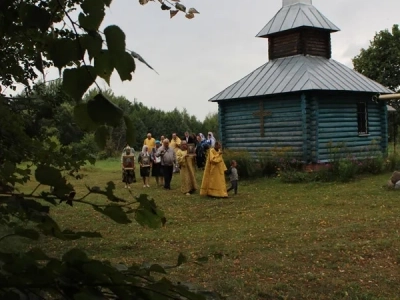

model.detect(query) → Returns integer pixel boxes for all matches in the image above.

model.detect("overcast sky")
[22,0,400,121]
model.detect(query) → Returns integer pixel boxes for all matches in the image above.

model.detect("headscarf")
[207,132,216,148]
[141,145,149,156]
[199,133,206,142]
[123,145,135,155]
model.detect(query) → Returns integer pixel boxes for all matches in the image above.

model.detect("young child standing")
[227,160,238,195]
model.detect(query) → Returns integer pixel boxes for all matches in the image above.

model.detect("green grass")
[11,159,400,299]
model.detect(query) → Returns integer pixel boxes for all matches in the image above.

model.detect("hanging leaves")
[104,25,126,57]
[73,103,99,131]
[185,13,194,19]
[123,115,136,146]
[19,3,52,32]
[131,50,159,74]
[80,33,103,61]
[115,52,136,82]
[87,93,124,127]
[139,0,150,5]
[170,10,179,18]
[188,7,199,14]
[78,0,106,31]
[175,3,186,12]
[94,50,114,85]
[161,3,171,10]
[35,165,63,186]
[45,38,82,70]
[94,125,110,149]
[62,66,97,102]
[34,51,44,74]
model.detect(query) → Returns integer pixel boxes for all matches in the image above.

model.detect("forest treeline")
[18,80,218,159]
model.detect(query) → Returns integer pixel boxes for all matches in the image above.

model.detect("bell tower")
[256,0,340,60]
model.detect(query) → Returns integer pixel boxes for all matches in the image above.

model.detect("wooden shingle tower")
[210,0,393,162]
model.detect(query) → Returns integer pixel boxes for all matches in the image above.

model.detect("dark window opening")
[357,102,368,134]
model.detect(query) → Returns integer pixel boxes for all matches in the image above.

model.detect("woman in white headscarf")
[138,145,152,187]
[207,132,216,148]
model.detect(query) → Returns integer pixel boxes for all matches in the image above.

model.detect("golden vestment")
[177,149,197,194]
[200,148,228,198]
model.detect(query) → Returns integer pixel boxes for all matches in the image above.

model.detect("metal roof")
[209,55,393,102]
[256,2,340,38]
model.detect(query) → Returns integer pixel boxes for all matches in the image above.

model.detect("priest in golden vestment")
[200,141,228,198]
[176,141,198,195]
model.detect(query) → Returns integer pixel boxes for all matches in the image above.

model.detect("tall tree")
[353,24,400,93]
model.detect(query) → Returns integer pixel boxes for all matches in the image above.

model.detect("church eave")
[209,55,393,102]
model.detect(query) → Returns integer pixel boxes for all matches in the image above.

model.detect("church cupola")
[256,0,340,60]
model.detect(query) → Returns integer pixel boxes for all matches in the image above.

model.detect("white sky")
[11,0,400,121]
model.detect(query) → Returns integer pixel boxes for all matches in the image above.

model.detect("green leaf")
[81,261,113,283]
[62,248,90,265]
[26,248,50,260]
[73,103,99,131]
[74,288,107,300]
[46,38,82,70]
[62,66,97,102]
[78,0,105,31]
[94,125,110,149]
[94,204,132,224]
[81,33,103,61]
[177,253,187,266]
[35,51,44,74]
[35,164,63,186]
[124,115,136,145]
[115,51,136,81]
[0,290,20,300]
[94,50,114,84]
[134,194,166,228]
[0,161,16,177]
[81,0,105,14]
[104,25,126,57]
[174,284,206,300]
[87,93,123,127]
[135,208,164,229]
[36,215,65,239]
[20,4,51,32]
[149,264,167,274]
[14,227,40,240]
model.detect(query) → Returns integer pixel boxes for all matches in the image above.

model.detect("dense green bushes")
[223,141,400,183]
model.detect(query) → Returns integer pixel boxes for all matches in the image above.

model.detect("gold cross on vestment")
[253,101,272,137]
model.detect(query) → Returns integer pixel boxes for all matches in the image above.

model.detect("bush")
[385,152,400,171]
[279,169,308,183]
[362,155,385,174]
[257,151,278,177]
[223,150,256,179]
[336,159,358,182]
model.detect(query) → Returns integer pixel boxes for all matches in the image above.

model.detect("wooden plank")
[226,136,303,142]
[226,121,302,129]
[225,129,303,136]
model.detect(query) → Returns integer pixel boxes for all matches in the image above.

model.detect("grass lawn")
[10,159,400,299]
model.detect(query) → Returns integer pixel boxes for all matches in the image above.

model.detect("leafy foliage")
[353,24,400,93]
[0,0,208,299]
[0,247,206,299]
[352,24,400,144]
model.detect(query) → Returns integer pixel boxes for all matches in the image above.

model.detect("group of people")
[120,132,238,197]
